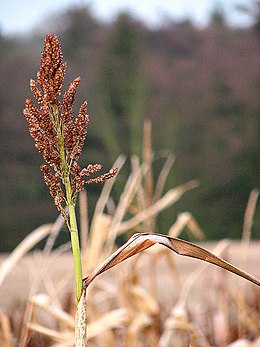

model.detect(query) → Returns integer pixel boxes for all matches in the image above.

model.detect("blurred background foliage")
[0,3,259,251]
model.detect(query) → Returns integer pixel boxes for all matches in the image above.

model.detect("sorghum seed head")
[23,33,117,217]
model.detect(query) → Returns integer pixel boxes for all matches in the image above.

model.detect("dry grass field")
[0,238,260,347]
[1,241,260,309]
[0,138,259,346]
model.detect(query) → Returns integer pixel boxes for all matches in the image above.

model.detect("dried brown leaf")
[83,233,260,289]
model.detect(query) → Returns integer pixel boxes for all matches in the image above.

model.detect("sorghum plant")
[22,34,260,347]
[23,33,117,302]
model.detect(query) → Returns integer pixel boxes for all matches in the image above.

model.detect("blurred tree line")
[0,4,259,251]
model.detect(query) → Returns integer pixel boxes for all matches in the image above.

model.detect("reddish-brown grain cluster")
[23,33,117,217]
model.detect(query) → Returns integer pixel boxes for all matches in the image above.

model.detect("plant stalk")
[55,106,83,302]
[63,172,83,302]
[68,203,83,301]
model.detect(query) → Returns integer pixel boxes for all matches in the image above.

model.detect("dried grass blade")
[29,294,75,328]
[85,213,112,271]
[27,323,73,343]
[28,242,72,300]
[152,153,175,204]
[18,301,34,347]
[86,155,126,263]
[104,156,144,252]
[118,180,198,233]
[241,189,259,269]
[126,313,152,347]
[129,285,159,314]
[227,339,252,347]
[131,155,146,212]
[143,119,153,205]
[87,308,129,339]
[92,155,126,217]
[43,213,65,255]
[51,341,74,347]
[162,234,260,287]
[177,240,231,305]
[0,311,13,347]
[83,233,260,288]
[83,234,154,287]
[168,212,204,238]
[0,224,52,287]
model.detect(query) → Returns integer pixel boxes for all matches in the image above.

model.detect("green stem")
[62,156,83,302]
[53,107,83,302]
[68,202,83,302]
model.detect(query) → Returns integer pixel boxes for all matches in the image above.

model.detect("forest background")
[0,2,259,251]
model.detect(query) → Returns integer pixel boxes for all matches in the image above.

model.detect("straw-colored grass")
[0,125,259,346]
